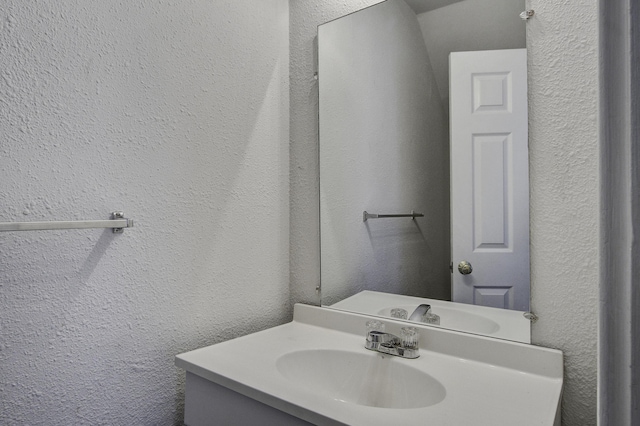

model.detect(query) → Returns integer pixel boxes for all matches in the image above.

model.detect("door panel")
[450,49,529,311]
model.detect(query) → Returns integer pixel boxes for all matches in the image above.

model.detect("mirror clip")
[520,10,534,20]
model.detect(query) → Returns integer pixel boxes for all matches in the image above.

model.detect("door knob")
[457,261,473,275]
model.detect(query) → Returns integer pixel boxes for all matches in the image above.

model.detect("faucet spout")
[408,304,431,321]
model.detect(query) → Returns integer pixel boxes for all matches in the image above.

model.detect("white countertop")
[176,304,562,426]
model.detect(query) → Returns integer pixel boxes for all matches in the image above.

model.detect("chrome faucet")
[365,330,420,359]
[408,304,432,321]
[409,304,441,325]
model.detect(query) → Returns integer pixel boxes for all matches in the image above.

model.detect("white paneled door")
[450,49,529,311]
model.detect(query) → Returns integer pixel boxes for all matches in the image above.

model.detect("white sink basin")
[377,305,501,335]
[276,349,445,409]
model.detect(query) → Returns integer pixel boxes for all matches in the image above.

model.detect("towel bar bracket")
[111,211,127,233]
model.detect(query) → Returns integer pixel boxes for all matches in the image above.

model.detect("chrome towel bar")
[363,210,424,222]
[0,211,134,234]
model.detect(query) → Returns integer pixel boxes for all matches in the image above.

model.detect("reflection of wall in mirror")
[319,0,450,305]
[416,0,526,110]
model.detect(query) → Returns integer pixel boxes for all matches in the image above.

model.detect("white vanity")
[176,304,562,425]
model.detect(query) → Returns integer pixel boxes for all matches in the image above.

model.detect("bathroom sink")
[377,305,500,334]
[276,349,445,409]
[176,304,563,425]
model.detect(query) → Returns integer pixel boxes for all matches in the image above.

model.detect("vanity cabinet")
[184,372,312,426]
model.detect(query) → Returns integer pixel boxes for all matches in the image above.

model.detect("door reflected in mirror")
[318,0,529,342]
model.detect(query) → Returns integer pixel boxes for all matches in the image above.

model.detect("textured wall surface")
[318,0,449,305]
[527,1,599,424]
[289,0,383,307]
[0,1,289,424]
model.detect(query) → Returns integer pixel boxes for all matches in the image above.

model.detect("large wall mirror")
[318,0,531,342]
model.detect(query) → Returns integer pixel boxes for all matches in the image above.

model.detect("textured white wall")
[318,0,449,305]
[527,1,598,424]
[0,1,289,424]
[291,0,599,424]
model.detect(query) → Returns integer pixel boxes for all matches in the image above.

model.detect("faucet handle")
[365,320,385,334]
[401,327,419,350]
